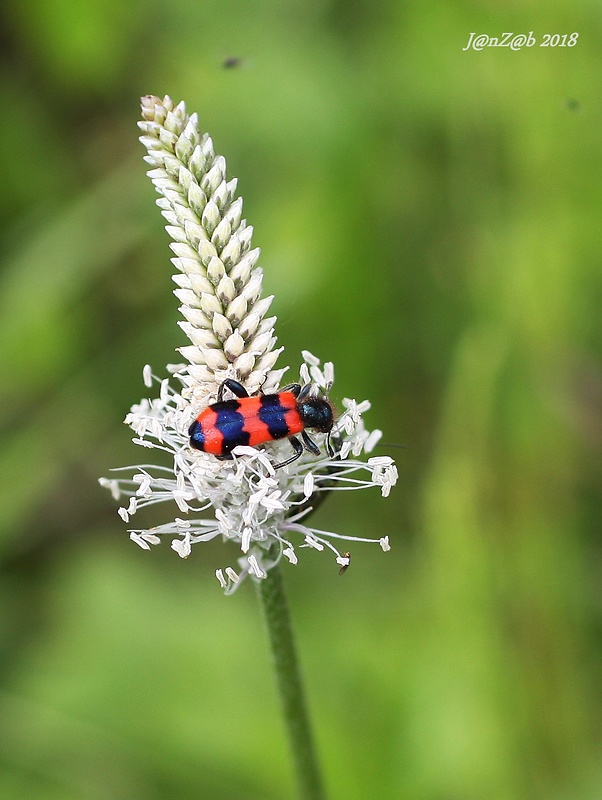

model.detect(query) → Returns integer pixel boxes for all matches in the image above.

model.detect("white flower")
[100,96,397,592]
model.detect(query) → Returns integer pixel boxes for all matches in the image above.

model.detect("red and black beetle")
[188,379,334,468]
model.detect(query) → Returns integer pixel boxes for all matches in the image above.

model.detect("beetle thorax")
[298,398,334,432]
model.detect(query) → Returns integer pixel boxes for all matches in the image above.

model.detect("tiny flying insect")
[222,56,244,69]
[338,553,351,575]
[189,379,335,469]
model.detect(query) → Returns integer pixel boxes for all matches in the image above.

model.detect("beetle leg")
[219,379,249,401]
[279,382,302,397]
[297,384,313,401]
[273,435,304,469]
[301,430,321,456]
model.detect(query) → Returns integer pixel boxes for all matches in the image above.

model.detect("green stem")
[256,562,326,800]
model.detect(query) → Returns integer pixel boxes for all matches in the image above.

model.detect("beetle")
[188,379,334,468]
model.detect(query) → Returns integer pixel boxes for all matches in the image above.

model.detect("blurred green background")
[1,1,601,798]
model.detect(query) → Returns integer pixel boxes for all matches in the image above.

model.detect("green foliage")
[1,1,601,797]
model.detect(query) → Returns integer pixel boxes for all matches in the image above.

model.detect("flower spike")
[100,96,397,591]
[138,94,285,405]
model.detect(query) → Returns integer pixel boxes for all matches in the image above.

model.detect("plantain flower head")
[100,96,397,592]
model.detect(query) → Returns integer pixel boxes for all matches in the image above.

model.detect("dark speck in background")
[223,56,244,69]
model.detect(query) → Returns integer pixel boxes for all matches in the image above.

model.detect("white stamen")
[171,535,192,558]
[247,555,266,579]
[300,364,311,385]
[301,350,320,366]
[225,567,240,583]
[304,535,324,551]
[241,527,253,552]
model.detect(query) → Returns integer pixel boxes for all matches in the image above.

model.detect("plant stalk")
[256,563,326,800]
